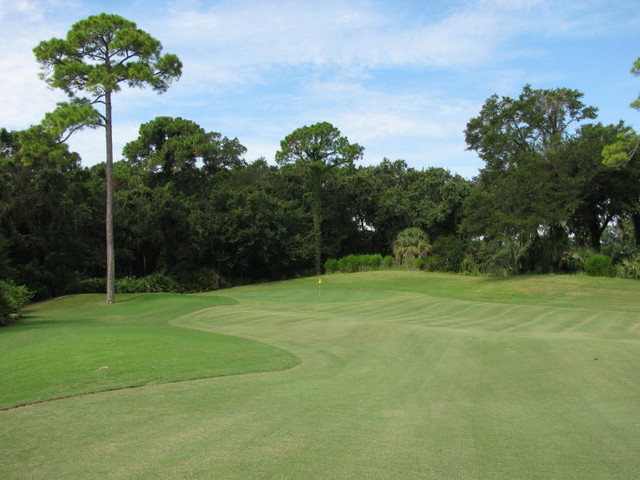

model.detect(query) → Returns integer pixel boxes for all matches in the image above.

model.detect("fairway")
[1,271,639,479]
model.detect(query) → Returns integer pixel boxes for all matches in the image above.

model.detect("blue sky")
[1,0,639,177]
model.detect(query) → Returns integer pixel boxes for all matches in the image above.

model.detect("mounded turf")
[1,271,639,479]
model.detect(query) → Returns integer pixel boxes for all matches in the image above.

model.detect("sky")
[1,0,639,178]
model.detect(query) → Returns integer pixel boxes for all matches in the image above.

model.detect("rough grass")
[1,272,639,479]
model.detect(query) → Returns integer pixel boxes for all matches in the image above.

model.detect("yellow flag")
[318,278,322,285]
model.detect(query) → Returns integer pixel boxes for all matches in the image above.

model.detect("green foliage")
[616,254,640,279]
[343,160,472,255]
[74,277,106,294]
[413,258,426,270]
[324,258,339,273]
[584,254,614,277]
[34,13,182,304]
[0,131,104,299]
[425,235,466,272]
[337,255,362,273]
[276,122,364,274]
[601,128,639,167]
[383,255,395,268]
[600,218,638,263]
[116,273,180,293]
[123,116,246,188]
[630,55,640,111]
[0,280,33,326]
[393,227,432,267]
[325,254,385,274]
[173,269,223,292]
[462,85,602,258]
[75,271,223,295]
[464,239,521,277]
[33,14,182,97]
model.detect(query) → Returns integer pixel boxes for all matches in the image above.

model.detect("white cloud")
[2,0,638,177]
[0,0,41,20]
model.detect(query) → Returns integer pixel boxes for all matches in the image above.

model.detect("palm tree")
[393,228,432,267]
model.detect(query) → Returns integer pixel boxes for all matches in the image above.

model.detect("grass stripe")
[1,271,638,479]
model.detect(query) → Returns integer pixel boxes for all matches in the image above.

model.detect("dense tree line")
[0,120,476,299]
[2,84,639,303]
[1,11,639,311]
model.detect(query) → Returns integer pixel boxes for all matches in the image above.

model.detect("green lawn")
[1,271,639,479]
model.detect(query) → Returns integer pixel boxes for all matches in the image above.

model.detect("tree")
[602,57,640,167]
[631,56,640,111]
[123,116,246,192]
[566,122,640,251]
[392,228,432,267]
[463,85,598,272]
[1,128,103,298]
[275,122,363,274]
[34,13,182,303]
[342,160,471,256]
[465,85,597,169]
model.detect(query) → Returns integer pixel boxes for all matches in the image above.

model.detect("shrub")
[365,254,383,269]
[0,280,34,326]
[337,255,358,273]
[143,273,180,292]
[558,250,587,273]
[459,256,481,276]
[174,269,223,292]
[616,254,640,279]
[583,254,613,277]
[115,276,144,293]
[324,258,339,274]
[383,255,395,268]
[116,273,180,294]
[430,235,466,272]
[325,254,389,273]
[413,258,426,270]
[73,277,106,294]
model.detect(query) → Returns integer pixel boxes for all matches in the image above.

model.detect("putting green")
[1,271,639,479]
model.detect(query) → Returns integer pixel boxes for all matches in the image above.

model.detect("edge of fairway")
[1,293,301,410]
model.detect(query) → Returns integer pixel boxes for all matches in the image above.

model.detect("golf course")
[1,271,639,479]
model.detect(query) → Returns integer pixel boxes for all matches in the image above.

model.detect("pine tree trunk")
[105,90,115,304]
[311,180,323,275]
[312,202,322,275]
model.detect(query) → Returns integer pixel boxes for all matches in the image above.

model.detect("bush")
[459,256,481,275]
[616,254,640,279]
[383,255,395,268]
[365,254,383,269]
[174,269,223,292]
[324,258,339,274]
[325,254,388,274]
[413,258,426,270]
[73,277,106,294]
[337,255,358,273]
[583,254,613,277]
[116,273,180,294]
[0,280,34,326]
[430,235,466,272]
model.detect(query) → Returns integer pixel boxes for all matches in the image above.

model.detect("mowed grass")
[1,271,639,479]
[0,293,299,409]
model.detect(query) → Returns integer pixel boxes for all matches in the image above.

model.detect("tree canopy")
[2,26,640,308]
[33,13,182,303]
[276,122,364,274]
